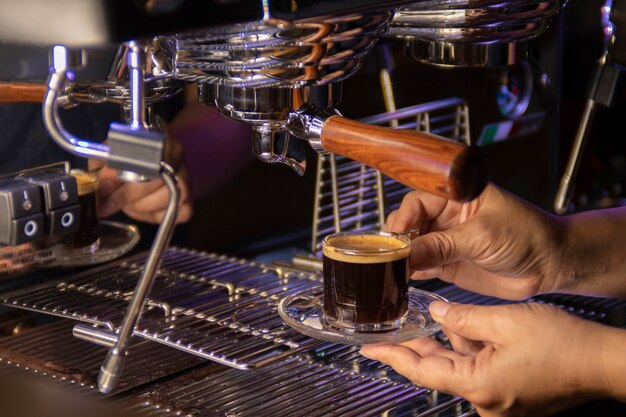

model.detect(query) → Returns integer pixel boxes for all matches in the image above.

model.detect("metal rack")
[311,98,471,253]
[123,349,475,417]
[0,317,476,417]
[0,321,205,397]
[1,247,323,370]
[1,251,625,415]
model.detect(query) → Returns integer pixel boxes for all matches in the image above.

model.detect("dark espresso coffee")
[322,232,410,331]
[71,171,100,248]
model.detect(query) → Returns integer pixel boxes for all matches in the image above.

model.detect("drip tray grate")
[1,247,322,369]
[0,319,475,417]
[122,344,475,417]
[0,320,205,397]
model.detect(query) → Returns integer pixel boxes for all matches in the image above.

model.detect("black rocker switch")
[18,172,81,237]
[0,179,45,245]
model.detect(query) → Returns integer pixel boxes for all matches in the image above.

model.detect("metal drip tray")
[122,346,475,417]
[0,320,205,397]
[1,247,322,369]
[0,316,476,417]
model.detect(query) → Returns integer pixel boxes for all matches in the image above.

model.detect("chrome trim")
[173,12,392,88]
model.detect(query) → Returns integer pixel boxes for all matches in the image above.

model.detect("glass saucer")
[53,220,140,267]
[278,287,447,345]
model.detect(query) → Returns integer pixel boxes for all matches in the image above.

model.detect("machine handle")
[0,82,46,103]
[320,116,489,201]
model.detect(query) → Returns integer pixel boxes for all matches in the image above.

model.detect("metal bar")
[312,154,325,252]
[554,98,597,214]
[330,154,341,233]
[98,162,180,394]
[358,98,466,125]
[43,46,110,160]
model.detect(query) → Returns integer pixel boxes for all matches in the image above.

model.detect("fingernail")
[429,301,451,321]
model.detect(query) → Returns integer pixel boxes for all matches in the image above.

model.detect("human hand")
[89,130,192,224]
[360,301,615,417]
[384,184,567,300]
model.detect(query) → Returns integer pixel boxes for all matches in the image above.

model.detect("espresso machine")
[0,1,625,416]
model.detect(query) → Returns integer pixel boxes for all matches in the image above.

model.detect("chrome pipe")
[43,46,109,160]
[127,41,148,130]
[97,162,179,394]
[73,324,118,348]
[554,99,597,214]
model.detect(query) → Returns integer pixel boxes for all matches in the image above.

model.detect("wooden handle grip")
[0,83,46,103]
[320,116,489,201]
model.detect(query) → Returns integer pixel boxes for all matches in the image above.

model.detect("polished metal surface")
[90,162,179,394]
[387,0,566,66]
[554,98,597,214]
[44,45,110,161]
[0,321,205,397]
[124,350,473,417]
[200,83,340,173]
[390,0,562,42]
[1,255,624,416]
[0,313,477,417]
[173,12,392,88]
[1,247,322,370]
[407,39,529,67]
[2,279,622,416]
[203,83,341,124]
[65,38,181,109]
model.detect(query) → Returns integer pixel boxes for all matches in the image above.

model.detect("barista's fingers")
[389,191,451,234]
[177,202,193,223]
[410,268,444,280]
[399,336,459,360]
[87,158,106,172]
[123,199,193,224]
[387,192,427,233]
[98,178,120,201]
[125,179,190,215]
[384,210,399,232]
[97,180,163,218]
[360,343,463,394]
[444,329,484,356]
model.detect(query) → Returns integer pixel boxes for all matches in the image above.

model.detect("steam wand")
[97,161,179,393]
[554,0,621,214]
[43,42,180,393]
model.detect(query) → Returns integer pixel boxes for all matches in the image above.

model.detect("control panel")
[0,168,80,246]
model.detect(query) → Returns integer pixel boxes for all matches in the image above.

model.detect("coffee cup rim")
[322,230,411,257]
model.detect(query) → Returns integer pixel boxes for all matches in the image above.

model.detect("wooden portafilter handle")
[320,116,489,202]
[0,82,46,103]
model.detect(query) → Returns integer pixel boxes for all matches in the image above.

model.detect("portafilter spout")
[200,83,341,176]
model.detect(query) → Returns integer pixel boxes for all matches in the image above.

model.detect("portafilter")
[174,12,489,201]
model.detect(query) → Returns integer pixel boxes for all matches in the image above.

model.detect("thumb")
[429,301,498,343]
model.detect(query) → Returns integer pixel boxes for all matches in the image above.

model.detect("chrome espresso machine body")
[0,0,625,416]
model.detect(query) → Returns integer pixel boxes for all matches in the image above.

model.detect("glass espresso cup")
[69,169,100,251]
[322,230,411,332]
